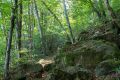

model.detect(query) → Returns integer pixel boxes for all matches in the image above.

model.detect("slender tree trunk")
[33,0,46,55]
[105,0,120,34]
[28,1,32,53]
[89,0,108,23]
[31,1,35,50]
[19,0,22,56]
[16,0,22,58]
[28,1,34,54]
[41,1,69,38]
[89,0,102,19]
[4,0,18,80]
[63,0,74,43]
[99,0,106,18]
[41,1,65,31]
[105,0,117,20]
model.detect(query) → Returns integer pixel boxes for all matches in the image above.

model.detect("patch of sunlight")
[69,17,76,24]
[34,27,38,33]
[37,59,54,67]
[19,48,29,54]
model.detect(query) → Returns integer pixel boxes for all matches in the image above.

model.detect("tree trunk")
[41,1,67,32]
[41,1,70,41]
[89,0,102,19]
[105,0,117,20]
[63,0,74,43]
[4,0,18,80]
[16,0,22,58]
[99,0,106,18]
[105,0,120,34]
[28,1,34,54]
[33,0,46,55]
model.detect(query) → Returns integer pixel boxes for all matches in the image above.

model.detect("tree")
[104,0,120,34]
[89,0,107,22]
[4,0,18,79]
[41,1,67,34]
[33,0,46,55]
[63,0,74,43]
[16,0,23,58]
[28,0,34,53]
[89,0,102,19]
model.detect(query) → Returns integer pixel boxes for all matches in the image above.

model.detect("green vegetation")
[0,0,120,80]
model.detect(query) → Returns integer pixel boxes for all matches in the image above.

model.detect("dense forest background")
[0,0,120,80]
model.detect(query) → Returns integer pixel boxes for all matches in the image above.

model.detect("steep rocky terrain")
[11,23,120,80]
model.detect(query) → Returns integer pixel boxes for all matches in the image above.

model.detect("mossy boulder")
[19,63,43,72]
[77,22,120,49]
[10,63,43,80]
[93,32,120,49]
[55,40,120,70]
[45,65,93,80]
[77,22,114,41]
[95,59,120,76]
[44,63,55,72]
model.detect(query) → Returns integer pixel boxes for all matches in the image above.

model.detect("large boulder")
[10,63,43,80]
[44,63,55,72]
[77,22,120,49]
[93,32,120,49]
[77,22,113,41]
[95,59,120,76]
[55,40,120,70]
[95,59,120,80]
[45,65,93,80]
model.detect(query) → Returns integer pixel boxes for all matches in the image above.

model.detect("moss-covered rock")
[55,40,120,70]
[95,59,120,76]
[77,23,120,49]
[10,63,43,80]
[45,65,93,80]
[77,22,114,41]
[44,63,55,72]
[93,32,120,49]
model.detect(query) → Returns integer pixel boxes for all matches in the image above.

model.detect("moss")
[45,66,93,80]
[55,40,120,70]
[10,63,43,80]
[95,59,120,76]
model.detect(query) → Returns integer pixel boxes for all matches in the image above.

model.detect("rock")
[45,65,93,80]
[10,63,43,80]
[77,31,90,41]
[77,22,113,41]
[93,32,120,49]
[18,76,26,80]
[44,63,55,72]
[55,40,120,70]
[95,59,120,76]
[77,23,120,49]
